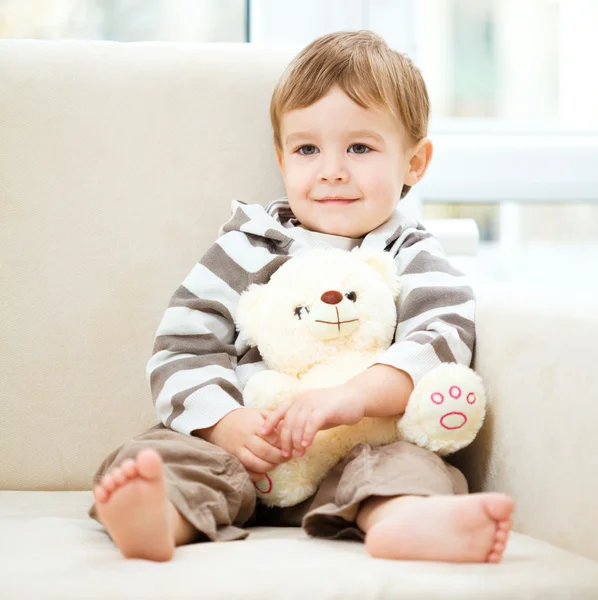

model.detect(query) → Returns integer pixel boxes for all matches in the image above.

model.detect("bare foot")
[365,493,514,563]
[93,448,175,561]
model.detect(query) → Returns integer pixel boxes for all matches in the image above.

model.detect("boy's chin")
[309,221,367,238]
[292,206,380,238]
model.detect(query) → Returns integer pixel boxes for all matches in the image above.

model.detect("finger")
[259,426,283,449]
[292,409,309,455]
[286,404,304,455]
[238,447,277,475]
[247,471,267,483]
[260,422,285,451]
[246,435,285,465]
[261,401,291,436]
[301,413,324,449]
[280,412,296,458]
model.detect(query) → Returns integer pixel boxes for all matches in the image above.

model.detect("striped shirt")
[146,199,475,436]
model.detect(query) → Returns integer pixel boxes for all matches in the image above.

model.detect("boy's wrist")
[345,364,414,419]
[192,422,218,443]
[192,407,245,444]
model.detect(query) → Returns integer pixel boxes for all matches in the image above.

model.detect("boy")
[90,30,514,563]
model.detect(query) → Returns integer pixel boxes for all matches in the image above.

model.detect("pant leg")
[89,424,257,542]
[263,441,467,541]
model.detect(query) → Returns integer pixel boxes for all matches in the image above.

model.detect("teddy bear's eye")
[294,305,309,319]
[345,291,357,302]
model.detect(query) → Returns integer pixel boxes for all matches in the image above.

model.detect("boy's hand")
[200,408,287,483]
[260,385,365,458]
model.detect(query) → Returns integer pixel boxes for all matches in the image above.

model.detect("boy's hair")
[271,30,430,199]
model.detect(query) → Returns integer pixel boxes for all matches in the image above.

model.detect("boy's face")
[277,86,432,238]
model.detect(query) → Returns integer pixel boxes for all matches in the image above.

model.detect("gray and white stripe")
[147,199,476,435]
[375,223,475,384]
[147,202,295,435]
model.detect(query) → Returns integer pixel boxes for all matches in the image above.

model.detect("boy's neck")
[297,224,363,240]
[293,226,363,251]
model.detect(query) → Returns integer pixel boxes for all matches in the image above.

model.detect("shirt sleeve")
[375,225,476,386]
[146,219,290,435]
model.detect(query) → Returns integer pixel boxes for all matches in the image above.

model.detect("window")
[250,0,598,129]
[0,0,247,42]
[249,0,598,284]
[3,0,597,283]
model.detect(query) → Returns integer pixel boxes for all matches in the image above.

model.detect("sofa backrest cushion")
[0,41,294,490]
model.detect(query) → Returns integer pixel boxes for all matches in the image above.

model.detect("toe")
[487,551,503,563]
[483,493,515,522]
[495,528,509,543]
[93,485,109,503]
[121,459,138,479]
[112,467,127,487]
[499,519,513,533]
[101,473,116,492]
[136,448,164,480]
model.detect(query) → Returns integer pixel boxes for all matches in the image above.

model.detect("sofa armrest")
[453,282,598,562]
[422,218,479,256]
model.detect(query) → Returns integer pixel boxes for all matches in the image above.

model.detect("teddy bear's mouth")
[309,302,360,340]
[315,318,359,332]
[315,306,359,333]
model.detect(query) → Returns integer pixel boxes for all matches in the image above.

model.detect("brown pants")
[89,424,468,542]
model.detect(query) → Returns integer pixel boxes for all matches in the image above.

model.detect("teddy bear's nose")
[320,290,343,305]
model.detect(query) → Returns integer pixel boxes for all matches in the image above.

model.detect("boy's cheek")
[287,167,310,185]
[285,178,311,201]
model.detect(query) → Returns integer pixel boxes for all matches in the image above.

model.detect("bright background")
[2,0,597,288]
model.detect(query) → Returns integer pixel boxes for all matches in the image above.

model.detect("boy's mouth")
[316,197,359,205]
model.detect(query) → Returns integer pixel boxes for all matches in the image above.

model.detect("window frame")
[249,0,598,207]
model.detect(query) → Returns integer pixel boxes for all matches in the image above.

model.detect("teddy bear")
[236,247,486,507]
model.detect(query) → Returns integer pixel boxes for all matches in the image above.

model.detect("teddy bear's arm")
[243,370,299,411]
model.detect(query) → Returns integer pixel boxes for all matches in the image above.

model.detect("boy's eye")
[348,144,371,154]
[345,291,357,302]
[297,145,319,156]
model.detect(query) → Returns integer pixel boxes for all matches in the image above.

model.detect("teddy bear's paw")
[398,363,486,456]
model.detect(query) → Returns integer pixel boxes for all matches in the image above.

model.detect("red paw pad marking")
[449,386,462,399]
[431,392,444,404]
[254,473,273,494]
[440,411,467,430]
[467,392,476,404]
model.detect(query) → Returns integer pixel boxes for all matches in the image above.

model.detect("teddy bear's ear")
[236,283,265,346]
[352,248,400,298]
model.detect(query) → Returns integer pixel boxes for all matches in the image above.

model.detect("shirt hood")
[218,198,420,252]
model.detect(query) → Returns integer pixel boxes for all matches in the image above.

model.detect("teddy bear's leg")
[254,435,346,508]
[398,363,487,456]
[255,462,321,508]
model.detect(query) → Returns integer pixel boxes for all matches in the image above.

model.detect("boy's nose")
[318,171,349,183]
[317,158,349,182]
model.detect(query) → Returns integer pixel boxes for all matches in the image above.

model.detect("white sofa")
[1,40,597,599]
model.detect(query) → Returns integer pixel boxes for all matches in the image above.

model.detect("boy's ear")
[404,138,433,186]
[276,150,285,175]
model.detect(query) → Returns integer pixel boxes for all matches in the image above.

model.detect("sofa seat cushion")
[1,491,597,599]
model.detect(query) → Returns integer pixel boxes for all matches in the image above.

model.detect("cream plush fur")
[237,248,486,507]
